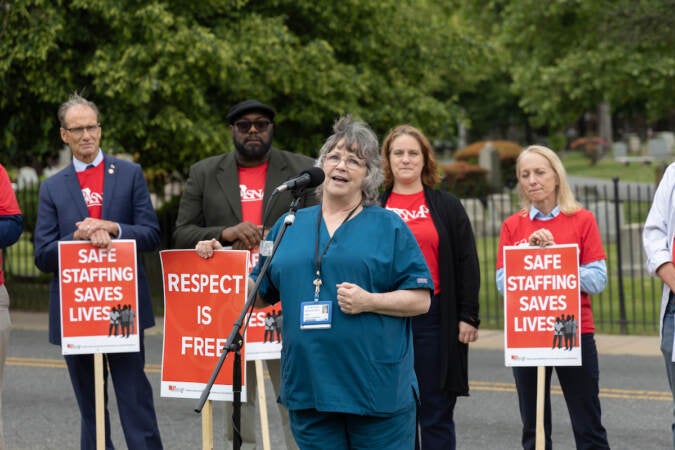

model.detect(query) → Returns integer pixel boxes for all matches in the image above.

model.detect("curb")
[12,311,660,357]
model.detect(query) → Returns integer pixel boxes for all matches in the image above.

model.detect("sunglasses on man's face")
[233,119,272,133]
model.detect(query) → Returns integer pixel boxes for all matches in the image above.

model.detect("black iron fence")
[2,178,661,334]
[464,178,659,335]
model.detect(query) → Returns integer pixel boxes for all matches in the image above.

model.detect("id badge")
[300,301,332,329]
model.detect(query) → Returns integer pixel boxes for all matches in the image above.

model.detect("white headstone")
[487,193,515,236]
[647,138,670,161]
[656,132,674,153]
[626,134,641,154]
[16,166,39,190]
[460,198,485,235]
[618,223,647,276]
[586,200,624,243]
[612,142,627,158]
[479,143,502,189]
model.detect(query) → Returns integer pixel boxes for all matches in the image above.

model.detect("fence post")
[613,177,628,334]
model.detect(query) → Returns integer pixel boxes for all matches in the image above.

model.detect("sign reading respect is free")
[159,249,248,401]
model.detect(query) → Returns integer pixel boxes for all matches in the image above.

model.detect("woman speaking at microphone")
[198,115,433,449]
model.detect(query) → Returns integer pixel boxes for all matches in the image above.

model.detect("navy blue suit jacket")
[34,153,160,345]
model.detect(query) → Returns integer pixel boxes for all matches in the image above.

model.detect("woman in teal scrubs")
[240,116,433,449]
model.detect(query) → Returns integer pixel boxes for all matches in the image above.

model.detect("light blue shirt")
[496,205,607,295]
[72,149,103,172]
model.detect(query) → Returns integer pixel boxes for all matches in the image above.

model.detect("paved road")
[5,313,285,450]
[4,313,671,449]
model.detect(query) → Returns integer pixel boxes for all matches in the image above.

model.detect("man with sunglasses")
[174,99,318,449]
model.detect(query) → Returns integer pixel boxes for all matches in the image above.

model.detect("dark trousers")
[413,294,457,450]
[513,333,609,450]
[64,331,163,450]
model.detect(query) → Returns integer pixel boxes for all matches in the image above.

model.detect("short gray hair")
[315,115,383,205]
[57,93,100,128]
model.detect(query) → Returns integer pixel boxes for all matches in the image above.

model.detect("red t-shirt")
[76,164,104,219]
[497,209,606,333]
[238,162,268,270]
[0,164,22,285]
[385,191,440,295]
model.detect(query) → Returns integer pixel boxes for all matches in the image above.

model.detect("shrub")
[440,161,489,199]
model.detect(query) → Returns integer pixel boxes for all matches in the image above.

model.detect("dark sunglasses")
[233,119,272,133]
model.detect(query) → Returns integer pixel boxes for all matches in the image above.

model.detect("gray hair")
[57,93,101,128]
[315,115,383,205]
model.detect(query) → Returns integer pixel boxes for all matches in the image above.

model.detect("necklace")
[312,202,361,301]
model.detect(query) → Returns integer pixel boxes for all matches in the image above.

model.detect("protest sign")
[244,304,283,360]
[503,244,581,367]
[58,240,139,355]
[160,249,248,401]
[236,245,283,361]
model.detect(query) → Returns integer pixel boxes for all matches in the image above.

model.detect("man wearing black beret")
[174,99,317,449]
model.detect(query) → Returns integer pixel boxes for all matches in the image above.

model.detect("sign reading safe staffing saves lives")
[159,249,248,401]
[58,240,140,355]
[503,244,581,367]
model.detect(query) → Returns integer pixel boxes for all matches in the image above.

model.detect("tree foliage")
[2,0,673,173]
[0,0,489,173]
[455,0,675,130]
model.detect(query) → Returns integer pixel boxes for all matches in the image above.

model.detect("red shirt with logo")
[76,163,104,219]
[385,191,440,295]
[238,162,268,269]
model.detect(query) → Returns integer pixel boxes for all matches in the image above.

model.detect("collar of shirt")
[529,205,560,221]
[73,150,103,173]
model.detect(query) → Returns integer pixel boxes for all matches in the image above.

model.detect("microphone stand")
[195,192,304,450]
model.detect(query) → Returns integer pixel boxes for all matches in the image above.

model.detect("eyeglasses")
[233,119,272,133]
[64,124,101,138]
[324,153,365,170]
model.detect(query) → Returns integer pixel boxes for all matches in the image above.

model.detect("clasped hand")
[528,228,555,247]
[221,222,263,250]
[75,218,117,248]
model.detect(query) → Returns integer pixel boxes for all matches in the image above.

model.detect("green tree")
[455,0,675,134]
[1,0,489,175]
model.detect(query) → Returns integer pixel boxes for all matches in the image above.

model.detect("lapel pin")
[109,163,115,174]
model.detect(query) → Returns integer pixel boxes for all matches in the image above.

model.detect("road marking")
[7,357,671,402]
[469,380,671,401]
[7,356,162,373]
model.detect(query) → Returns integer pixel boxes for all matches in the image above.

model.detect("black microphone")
[274,167,325,193]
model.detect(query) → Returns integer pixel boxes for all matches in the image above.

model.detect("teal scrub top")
[251,205,433,416]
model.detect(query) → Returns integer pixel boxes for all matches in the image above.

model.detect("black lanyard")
[312,203,361,300]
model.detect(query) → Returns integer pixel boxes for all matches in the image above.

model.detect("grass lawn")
[561,150,667,184]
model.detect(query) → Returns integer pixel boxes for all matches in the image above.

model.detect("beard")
[234,135,272,163]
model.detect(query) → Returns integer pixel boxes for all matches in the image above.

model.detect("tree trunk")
[598,100,613,145]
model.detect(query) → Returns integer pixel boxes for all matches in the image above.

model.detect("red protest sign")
[503,244,581,366]
[241,246,284,360]
[244,305,284,360]
[58,240,139,355]
[160,249,248,401]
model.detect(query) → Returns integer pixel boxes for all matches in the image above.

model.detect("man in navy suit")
[34,94,163,450]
